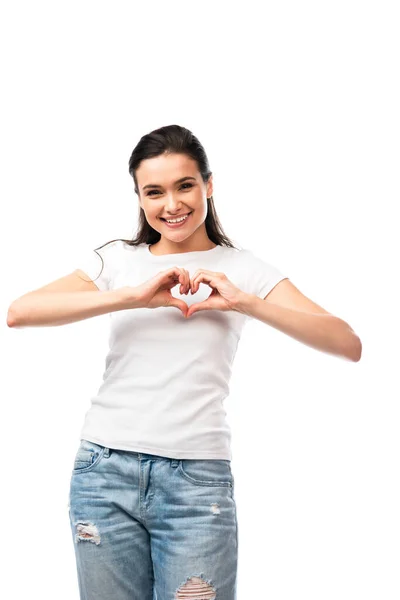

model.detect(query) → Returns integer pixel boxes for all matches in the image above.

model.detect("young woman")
[7,124,361,600]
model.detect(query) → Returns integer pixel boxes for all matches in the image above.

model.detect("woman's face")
[136,152,213,245]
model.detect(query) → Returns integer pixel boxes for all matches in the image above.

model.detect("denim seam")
[177,462,233,487]
[72,447,106,475]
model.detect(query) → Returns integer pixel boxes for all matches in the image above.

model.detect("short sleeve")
[76,240,121,291]
[241,249,288,300]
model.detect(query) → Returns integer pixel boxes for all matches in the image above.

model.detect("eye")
[146,183,194,196]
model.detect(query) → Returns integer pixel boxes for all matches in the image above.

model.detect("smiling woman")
[8,123,360,600]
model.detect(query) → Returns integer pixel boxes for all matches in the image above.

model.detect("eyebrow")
[142,176,197,191]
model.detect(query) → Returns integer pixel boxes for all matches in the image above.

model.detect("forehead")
[136,153,198,187]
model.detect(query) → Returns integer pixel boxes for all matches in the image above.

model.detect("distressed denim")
[68,439,239,599]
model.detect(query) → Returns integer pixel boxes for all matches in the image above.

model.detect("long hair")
[86,124,238,281]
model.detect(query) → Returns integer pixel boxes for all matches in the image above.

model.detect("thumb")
[186,300,211,318]
[167,298,188,316]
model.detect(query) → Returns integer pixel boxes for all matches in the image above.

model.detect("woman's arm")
[237,279,362,362]
[6,269,137,328]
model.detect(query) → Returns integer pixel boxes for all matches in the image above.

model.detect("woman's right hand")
[121,267,191,317]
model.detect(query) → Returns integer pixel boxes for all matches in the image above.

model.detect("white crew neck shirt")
[75,240,288,460]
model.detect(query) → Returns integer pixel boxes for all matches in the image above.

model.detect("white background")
[1,1,398,598]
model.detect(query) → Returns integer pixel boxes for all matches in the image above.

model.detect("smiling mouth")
[160,211,193,222]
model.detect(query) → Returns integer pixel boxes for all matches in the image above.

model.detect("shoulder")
[94,239,142,259]
[95,239,130,253]
[235,247,276,269]
[220,246,265,268]
[217,245,268,270]
[230,246,287,297]
[234,246,260,260]
[218,244,242,259]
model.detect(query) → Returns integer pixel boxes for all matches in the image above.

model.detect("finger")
[181,269,190,294]
[176,268,186,294]
[183,268,190,294]
[178,268,191,295]
[192,268,217,276]
[190,270,205,294]
[186,305,197,318]
[164,266,186,294]
[162,267,185,288]
[191,272,218,294]
[168,298,188,316]
[187,301,211,317]
[161,267,189,299]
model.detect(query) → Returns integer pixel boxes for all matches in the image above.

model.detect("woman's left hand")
[185,269,247,318]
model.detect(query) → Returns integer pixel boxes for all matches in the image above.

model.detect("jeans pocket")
[177,459,233,487]
[72,439,106,474]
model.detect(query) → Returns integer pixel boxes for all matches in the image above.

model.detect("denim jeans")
[68,439,239,599]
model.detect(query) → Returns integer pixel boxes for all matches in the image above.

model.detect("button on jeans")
[68,439,239,599]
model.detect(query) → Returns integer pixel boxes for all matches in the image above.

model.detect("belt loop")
[104,447,110,458]
[171,459,179,468]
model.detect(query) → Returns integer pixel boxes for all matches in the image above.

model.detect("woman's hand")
[120,267,248,319]
[185,269,247,318]
[126,266,192,316]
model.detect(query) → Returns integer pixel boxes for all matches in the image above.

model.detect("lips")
[160,211,193,228]
[160,211,192,221]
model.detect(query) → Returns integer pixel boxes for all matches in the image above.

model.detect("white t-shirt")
[76,240,288,460]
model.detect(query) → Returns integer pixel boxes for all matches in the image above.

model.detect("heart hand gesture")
[185,269,245,318]
[122,267,247,319]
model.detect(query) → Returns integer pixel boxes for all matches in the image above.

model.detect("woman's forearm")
[237,293,362,362]
[6,288,136,328]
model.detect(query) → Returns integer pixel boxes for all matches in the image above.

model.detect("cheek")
[191,195,207,216]
[144,208,159,222]
[143,209,162,230]
[193,204,208,222]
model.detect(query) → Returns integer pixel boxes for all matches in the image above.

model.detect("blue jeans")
[68,439,239,599]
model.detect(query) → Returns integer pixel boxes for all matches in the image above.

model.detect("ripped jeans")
[68,439,239,599]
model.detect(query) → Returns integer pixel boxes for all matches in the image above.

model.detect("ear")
[206,174,214,198]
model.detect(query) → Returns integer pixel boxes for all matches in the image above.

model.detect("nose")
[164,194,185,212]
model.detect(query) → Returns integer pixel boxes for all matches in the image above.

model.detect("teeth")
[165,213,189,223]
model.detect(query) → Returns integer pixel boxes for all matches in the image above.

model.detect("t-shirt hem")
[80,434,231,460]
